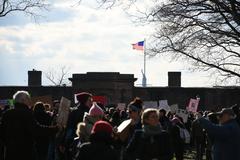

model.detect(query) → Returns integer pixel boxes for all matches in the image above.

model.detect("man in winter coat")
[0,90,57,160]
[65,92,93,144]
[198,108,240,160]
[64,92,93,159]
[192,112,205,160]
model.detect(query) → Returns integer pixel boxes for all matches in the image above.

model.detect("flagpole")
[144,38,146,76]
[142,38,147,87]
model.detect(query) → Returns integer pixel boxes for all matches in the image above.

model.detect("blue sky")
[0,0,211,87]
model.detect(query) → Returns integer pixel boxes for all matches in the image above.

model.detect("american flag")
[132,41,144,50]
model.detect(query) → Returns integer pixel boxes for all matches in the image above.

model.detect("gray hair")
[13,91,31,105]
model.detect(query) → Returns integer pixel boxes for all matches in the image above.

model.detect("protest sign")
[176,109,189,123]
[159,100,171,112]
[187,98,200,113]
[143,101,158,109]
[117,119,132,142]
[169,104,179,113]
[0,99,14,109]
[92,96,108,106]
[116,103,126,111]
[57,97,71,128]
[0,100,8,106]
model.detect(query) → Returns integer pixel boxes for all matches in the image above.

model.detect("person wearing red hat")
[74,120,119,160]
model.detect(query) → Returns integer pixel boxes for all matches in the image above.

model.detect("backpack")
[178,126,191,144]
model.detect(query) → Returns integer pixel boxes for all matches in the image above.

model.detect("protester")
[118,97,143,145]
[44,103,51,112]
[110,111,121,127]
[125,108,173,160]
[0,91,57,160]
[192,112,205,160]
[0,105,7,160]
[205,112,218,160]
[33,102,53,160]
[76,102,104,143]
[65,92,93,146]
[63,92,93,159]
[120,110,128,122]
[198,108,240,160]
[232,104,240,126]
[74,120,119,160]
[47,100,60,160]
[171,117,185,160]
[159,109,172,131]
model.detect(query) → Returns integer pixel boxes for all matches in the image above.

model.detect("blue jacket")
[199,118,240,160]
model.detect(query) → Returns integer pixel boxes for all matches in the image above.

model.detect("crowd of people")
[1,90,240,160]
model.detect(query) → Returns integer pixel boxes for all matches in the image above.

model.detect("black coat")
[75,133,119,160]
[126,130,173,160]
[0,103,56,160]
[65,104,90,144]
[34,110,52,159]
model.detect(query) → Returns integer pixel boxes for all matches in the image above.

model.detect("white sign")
[187,98,200,113]
[143,101,158,109]
[116,103,126,111]
[170,104,179,113]
[159,100,171,112]
[176,109,189,123]
[57,97,71,128]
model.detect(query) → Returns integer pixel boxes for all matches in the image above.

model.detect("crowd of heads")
[1,90,240,160]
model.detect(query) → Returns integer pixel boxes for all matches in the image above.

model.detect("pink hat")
[89,102,104,116]
[91,120,113,134]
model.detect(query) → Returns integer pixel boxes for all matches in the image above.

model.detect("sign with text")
[92,96,108,106]
[187,98,200,113]
[159,100,171,112]
[57,97,71,127]
[170,104,179,113]
[143,101,158,109]
[176,109,189,123]
[116,103,126,111]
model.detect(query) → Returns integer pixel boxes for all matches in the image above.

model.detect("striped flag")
[132,41,144,50]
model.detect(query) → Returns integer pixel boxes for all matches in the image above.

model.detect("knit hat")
[76,92,92,104]
[91,120,113,134]
[89,102,104,116]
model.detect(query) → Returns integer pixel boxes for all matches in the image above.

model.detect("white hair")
[13,90,31,105]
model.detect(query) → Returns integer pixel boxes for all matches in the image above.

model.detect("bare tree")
[0,0,48,18]
[89,0,240,85]
[44,66,71,86]
[146,0,240,85]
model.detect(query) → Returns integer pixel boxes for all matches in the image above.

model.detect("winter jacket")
[0,103,57,160]
[75,133,119,160]
[65,104,90,144]
[199,118,240,160]
[126,129,173,160]
[192,119,205,144]
[159,116,172,131]
[34,109,52,159]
